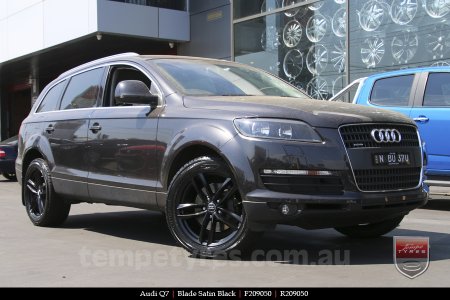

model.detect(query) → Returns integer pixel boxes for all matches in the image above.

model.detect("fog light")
[281,204,290,215]
[280,203,297,216]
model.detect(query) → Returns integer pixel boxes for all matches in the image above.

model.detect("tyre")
[334,215,404,238]
[23,158,71,227]
[166,156,256,257]
[3,173,17,181]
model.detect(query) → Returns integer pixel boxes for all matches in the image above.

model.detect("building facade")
[1,0,449,139]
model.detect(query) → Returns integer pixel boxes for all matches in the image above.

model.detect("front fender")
[159,121,237,189]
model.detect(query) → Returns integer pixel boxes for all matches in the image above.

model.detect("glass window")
[423,73,450,107]
[1,135,17,144]
[59,68,104,110]
[234,0,347,100]
[370,75,414,107]
[107,66,159,107]
[349,0,450,81]
[234,0,268,19]
[153,59,309,99]
[36,81,66,113]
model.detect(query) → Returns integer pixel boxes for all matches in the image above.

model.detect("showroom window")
[349,0,450,82]
[233,0,450,100]
[234,0,347,100]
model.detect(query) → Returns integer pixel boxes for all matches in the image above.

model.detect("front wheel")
[166,156,256,257]
[23,158,71,227]
[334,216,404,238]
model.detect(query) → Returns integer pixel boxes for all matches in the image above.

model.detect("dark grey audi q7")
[16,53,428,257]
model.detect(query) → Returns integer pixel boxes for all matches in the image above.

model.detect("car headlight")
[233,118,322,142]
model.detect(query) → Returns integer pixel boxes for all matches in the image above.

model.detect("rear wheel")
[166,156,256,257]
[24,158,71,226]
[334,216,404,238]
[3,173,16,181]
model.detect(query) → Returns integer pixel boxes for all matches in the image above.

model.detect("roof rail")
[57,52,140,79]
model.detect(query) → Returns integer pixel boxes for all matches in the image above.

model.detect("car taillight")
[0,149,6,158]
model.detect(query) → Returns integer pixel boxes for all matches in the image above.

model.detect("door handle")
[45,124,54,134]
[89,123,102,133]
[413,116,429,123]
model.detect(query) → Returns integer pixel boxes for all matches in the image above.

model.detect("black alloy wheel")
[25,167,47,219]
[166,156,254,257]
[24,158,70,226]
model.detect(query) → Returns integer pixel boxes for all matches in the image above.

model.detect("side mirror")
[114,80,159,109]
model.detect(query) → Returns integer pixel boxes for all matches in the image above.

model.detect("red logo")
[394,236,430,279]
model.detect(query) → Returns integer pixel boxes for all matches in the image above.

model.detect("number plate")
[373,152,410,166]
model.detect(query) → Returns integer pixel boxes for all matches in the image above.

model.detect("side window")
[107,66,157,107]
[59,68,104,110]
[36,81,66,113]
[423,73,450,107]
[370,75,414,107]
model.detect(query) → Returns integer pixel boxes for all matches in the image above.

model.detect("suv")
[17,54,428,257]
[331,67,450,188]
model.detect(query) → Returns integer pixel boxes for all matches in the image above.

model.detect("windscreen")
[152,59,310,99]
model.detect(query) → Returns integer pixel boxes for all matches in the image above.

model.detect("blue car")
[331,67,450,188]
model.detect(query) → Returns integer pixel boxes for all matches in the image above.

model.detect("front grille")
[340,124,419,148]
[261,174,344,195]
[354,167,421,191]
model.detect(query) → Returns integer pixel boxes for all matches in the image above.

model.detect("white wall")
[0,0,42,19]
[43,0,97,48]
[0,0,189,64]
[0,0,97,63]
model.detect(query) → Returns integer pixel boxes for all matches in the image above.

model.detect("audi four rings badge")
[371,129,402,143]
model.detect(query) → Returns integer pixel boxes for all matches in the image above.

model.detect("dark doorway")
[7,88,31,137]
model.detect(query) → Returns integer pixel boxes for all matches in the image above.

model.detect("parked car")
[330,67,450,188]
[0,135,18,181]
[16,54,428,257]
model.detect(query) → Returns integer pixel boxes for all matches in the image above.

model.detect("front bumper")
[244,185,428,230]
[219,124,427,230]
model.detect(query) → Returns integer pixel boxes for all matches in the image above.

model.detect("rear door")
[86,63,162,209]
[44,67,105,200]
[411,71,450,176]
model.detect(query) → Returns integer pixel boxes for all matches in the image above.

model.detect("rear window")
[423,73,450,107]
[59,68,104,110]
[36,81,66,113]
[370,75,414,107]
[1,135,17,144]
